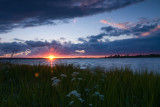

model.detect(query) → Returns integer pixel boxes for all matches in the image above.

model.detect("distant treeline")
[105,54,160,58]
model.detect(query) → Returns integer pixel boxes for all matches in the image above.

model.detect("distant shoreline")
[0,54,160,59]
[105,54,160,58]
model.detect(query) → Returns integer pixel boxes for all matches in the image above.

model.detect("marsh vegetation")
[0,63,160,106]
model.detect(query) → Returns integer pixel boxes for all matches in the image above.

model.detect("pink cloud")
[100,19,128,29]
[73,19,76,23]
[141,25,160,36]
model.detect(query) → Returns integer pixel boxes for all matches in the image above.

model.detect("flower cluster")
[66,90,84,105]
[51,77,61,86]
[71,77,83,81]
[60,74,67,78]
[93,91,104,100]
[66,90,81,97]
[51,71,105,106]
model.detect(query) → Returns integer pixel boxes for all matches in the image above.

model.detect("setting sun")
[48,55,54,60]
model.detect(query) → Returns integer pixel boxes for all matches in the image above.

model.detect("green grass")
[0,63,160,107]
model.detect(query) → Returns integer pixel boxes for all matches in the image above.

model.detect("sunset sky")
[0,0,160,58]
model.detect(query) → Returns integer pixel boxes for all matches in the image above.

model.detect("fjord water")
[1,58,160,72]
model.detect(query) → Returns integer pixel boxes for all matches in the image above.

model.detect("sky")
[0,0,160,58]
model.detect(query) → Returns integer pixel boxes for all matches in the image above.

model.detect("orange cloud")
[141,25,160,36]
[75,50,85,53]
[100,19,127,29]
[0,49,31,58]
[141,32,150,36]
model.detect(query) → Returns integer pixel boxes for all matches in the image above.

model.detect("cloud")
[0,0,144,33]
[78,18,160,44]
[0,33,160,57]
[101,26,115,32]
[0,42,29,57]
[87,33,106,42]
[1,17,160,57]
[141,25,160,36]
[100,20,129,29]
[60,37,66,41]
[13,38,25,42]
[78,37,87,43]
[78,34,160,55]
[75,50,85,54]
[73,19,76,23]
[99,18,160,38]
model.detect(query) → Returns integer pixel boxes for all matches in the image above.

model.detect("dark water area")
[0,58,160,72]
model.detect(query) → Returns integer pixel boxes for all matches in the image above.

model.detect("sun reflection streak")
[44,55,55,72]
[50,59,53,73]
[48,55,54,73]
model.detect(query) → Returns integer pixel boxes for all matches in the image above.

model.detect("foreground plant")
[0,63,160,107]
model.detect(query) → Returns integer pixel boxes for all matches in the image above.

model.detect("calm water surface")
[0,58,160,72]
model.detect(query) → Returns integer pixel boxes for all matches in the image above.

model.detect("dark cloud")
[96,18,160,38]
[76,33,160,55]
[101,26,115,32]
[0,33,160,57]
[25,40,50,47]
[132,24,157,32]
[1,17,160,57]
[87,33,106,42]
[78,37,87,43]
[0,42,28,56]
[81,20,160,44]
[60,37,66,41]
[0,0,144,33]
[13,38,25,42]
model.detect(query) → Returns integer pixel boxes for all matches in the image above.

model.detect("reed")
[0,63,160,107]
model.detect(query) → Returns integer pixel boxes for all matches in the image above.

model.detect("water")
[0,58,160,72]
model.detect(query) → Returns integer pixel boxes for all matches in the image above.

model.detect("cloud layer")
[0,0,144,33]
[83,18,160,42]
[0,17,159,57]
[0,33,160,57]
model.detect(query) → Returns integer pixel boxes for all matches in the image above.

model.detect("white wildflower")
[66,90,81,98]
[71,78,76,81]
[84,89,90,92]
[51,77,57,81]
[93,92,100,96]
[71,72,80,77]
[85,89,90,95]
[78,78,83,80]
[69,101,74,105]
[78,98,84,103]
[94,85,99,88]
[81,66,86,69]
[71,77,83,81]
[99,94,104,100]
[60,74,67,78]
[93,91,104,100]
[89,104,93,106]
[52,79,61,86]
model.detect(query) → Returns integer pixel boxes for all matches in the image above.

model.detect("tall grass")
[0,63,160,107]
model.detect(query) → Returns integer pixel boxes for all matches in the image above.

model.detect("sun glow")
[47,55,54,60]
